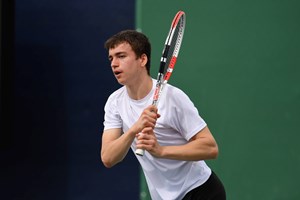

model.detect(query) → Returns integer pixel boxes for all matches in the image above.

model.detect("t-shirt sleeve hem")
[185,122,207,141]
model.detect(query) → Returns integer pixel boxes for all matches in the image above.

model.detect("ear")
[140,54,148,67]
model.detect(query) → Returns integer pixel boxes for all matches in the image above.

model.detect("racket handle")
[135,148,144,156]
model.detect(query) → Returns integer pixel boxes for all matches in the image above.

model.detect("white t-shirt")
[103,79,211,200]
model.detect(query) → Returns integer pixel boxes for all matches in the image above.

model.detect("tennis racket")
[135,10,186,156]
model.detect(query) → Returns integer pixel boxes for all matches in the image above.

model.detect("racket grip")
[135,148,144,156]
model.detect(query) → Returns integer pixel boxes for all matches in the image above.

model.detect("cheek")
[123,60,136,70]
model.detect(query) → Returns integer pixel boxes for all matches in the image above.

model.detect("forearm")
[160,138,219,161]
[149,127,219,161]
[101,105,160,167]
[101,128,136,168]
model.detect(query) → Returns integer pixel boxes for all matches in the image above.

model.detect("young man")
[101,30,226,200]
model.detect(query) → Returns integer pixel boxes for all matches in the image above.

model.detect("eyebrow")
[108,51,126,60]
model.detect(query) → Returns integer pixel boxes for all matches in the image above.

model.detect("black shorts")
[182,171,226,200]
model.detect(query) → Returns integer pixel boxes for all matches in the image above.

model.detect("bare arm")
[101,128,136,168]
[101,105,159,168]
[136,126,219,161]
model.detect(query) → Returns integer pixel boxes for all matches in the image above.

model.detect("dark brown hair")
[104,30,151,75]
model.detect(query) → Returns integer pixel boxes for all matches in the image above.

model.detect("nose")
[110,57,119,69]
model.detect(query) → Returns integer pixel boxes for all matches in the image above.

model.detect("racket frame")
[135,11,186,156]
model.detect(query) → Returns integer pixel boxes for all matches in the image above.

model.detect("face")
[108,42,146,86]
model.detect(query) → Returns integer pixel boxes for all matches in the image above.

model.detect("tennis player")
[101,30,226,200]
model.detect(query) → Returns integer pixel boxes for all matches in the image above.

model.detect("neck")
[126,76,152,100]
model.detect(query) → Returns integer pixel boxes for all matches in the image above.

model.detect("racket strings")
[165,26,179,72]
[164,16,185,75]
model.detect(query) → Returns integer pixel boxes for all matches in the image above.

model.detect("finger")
[137,132,149,140]
[141,127,153,133]
[145,110,158,119]
[144,117,157,128]
[148,105,158,113]
[136,132,143,138]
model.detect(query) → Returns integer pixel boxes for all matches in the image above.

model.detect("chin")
[116,79,126,86]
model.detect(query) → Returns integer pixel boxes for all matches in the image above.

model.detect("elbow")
[102,157,113,168]
[101,153,115,168]
[101,152,121,168]
[210,144,219,159]
[102,160,114,169]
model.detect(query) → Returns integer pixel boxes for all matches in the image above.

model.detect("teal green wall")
[137,0,300,199]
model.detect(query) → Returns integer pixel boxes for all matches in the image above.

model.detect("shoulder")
[162,83,199,113]
[106,86,126,103]
[164,83,191,102]
[105,86,127,109]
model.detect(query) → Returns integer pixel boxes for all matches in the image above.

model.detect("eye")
[118,54,126,59]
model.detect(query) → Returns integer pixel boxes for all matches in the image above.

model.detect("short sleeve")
[103,94,122,131]
[169,87,207,141]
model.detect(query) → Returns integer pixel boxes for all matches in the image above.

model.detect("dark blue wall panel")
[1,0,139,199]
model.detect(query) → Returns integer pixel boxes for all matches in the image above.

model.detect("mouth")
[114,71,122,77]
